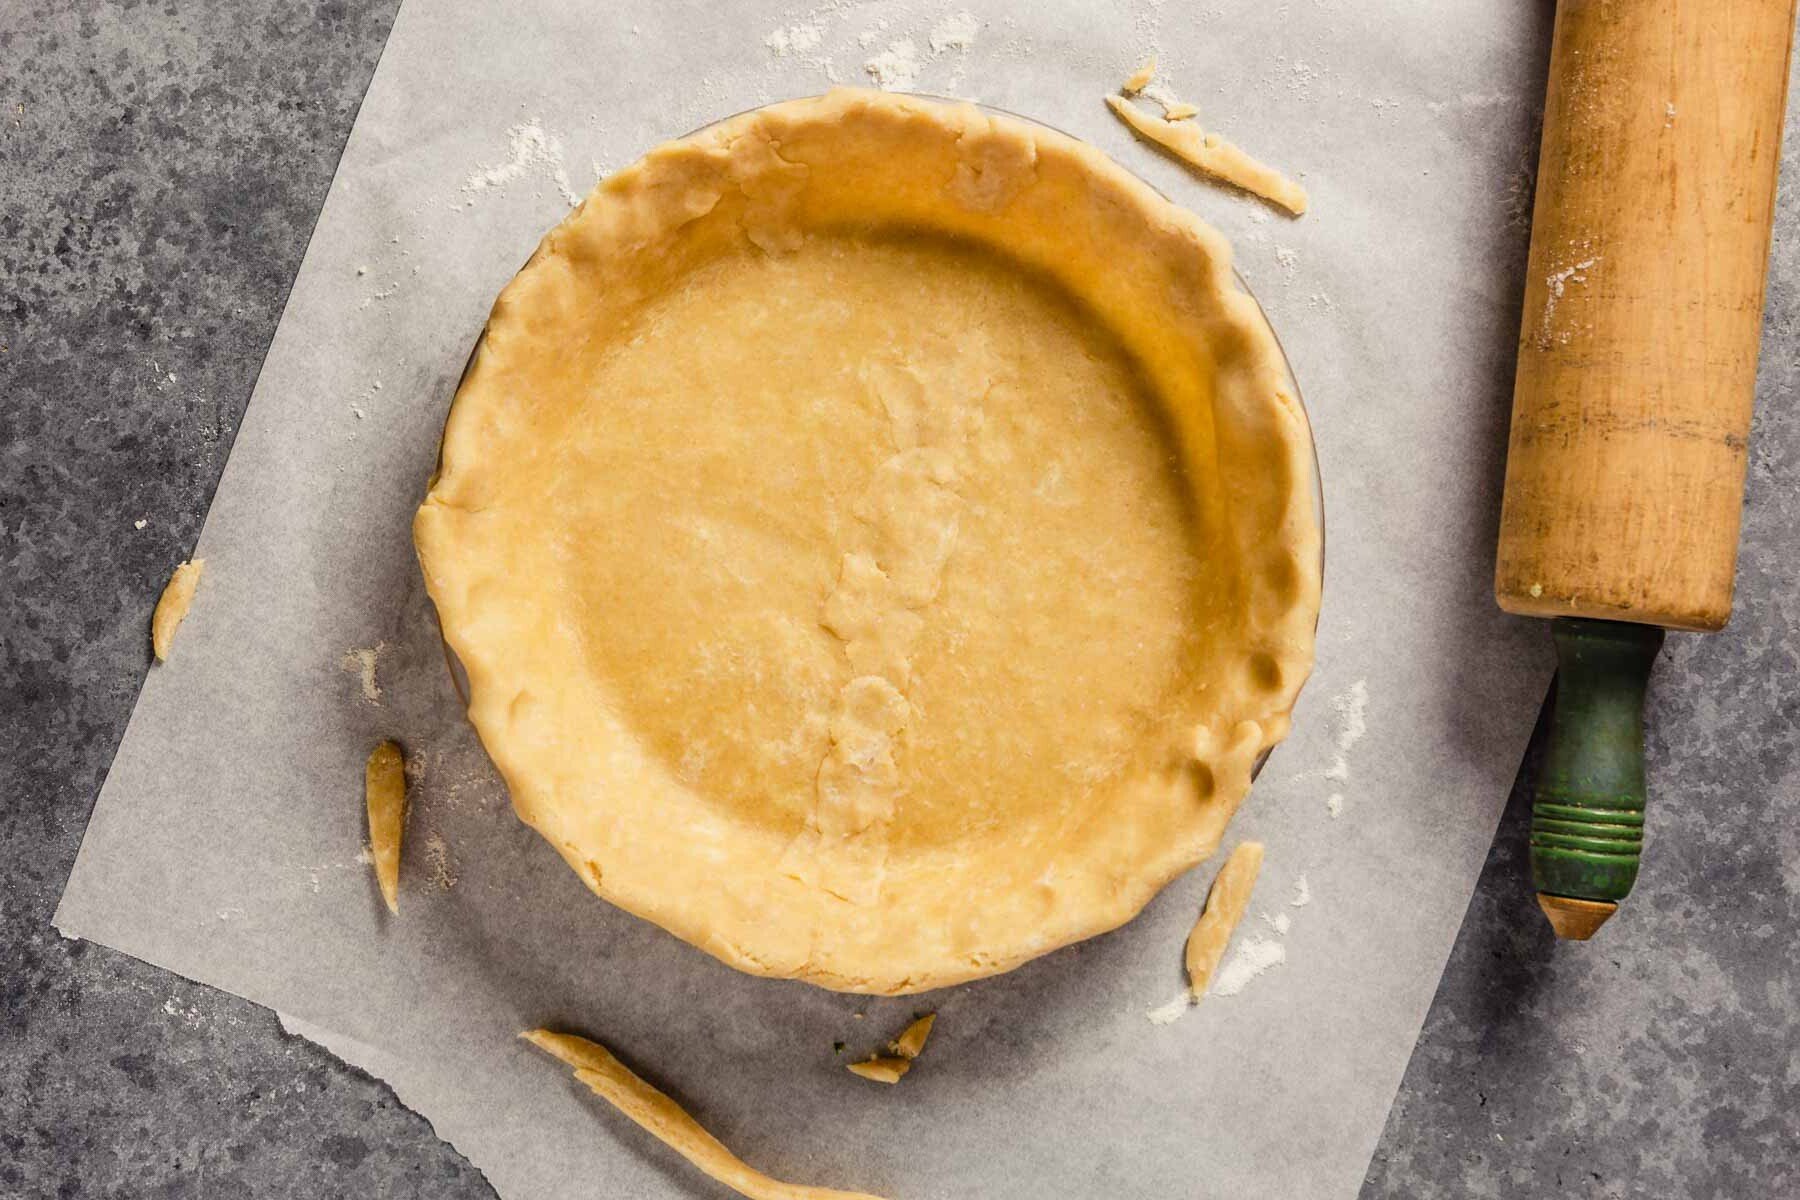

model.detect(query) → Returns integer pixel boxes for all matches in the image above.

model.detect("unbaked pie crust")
[415,89,1321,995]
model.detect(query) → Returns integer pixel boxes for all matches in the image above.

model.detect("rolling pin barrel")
[1495,0,1797,935]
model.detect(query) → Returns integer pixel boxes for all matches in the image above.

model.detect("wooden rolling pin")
[1495,0,1797,939]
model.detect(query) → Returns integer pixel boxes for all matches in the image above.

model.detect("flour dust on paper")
[1209,930,1287,997]
[443,9,991,226]
[749,4,988,93]
[1309,677,1368,819]
[457,119,581,210]
[341,642,386,705]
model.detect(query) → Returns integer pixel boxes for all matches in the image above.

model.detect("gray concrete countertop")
[3,2,1795,1196]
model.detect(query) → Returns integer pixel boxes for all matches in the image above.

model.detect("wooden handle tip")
[1537,893,1619,941]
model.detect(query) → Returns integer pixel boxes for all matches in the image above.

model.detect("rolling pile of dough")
[415,89,1320,995]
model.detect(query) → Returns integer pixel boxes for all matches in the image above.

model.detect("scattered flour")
[359,280,400,310]
[1326,792,1344,819]
[1147,992,1192,1025]
[404,744,504,810]
[1263,911,1293,935]
[1140,81,1181,110]
[425,833,457,890]
[340,643,386,705]
[927,11,981,54]
[1275,245,1300,277]
[133,518,147,530]
[765,22,824,55]
[460,120,579,208]
[1211,934,1287,997]
[1323,679,1369,782]
[1540,254,1600,347]
[1425,92,1518,115]
[1291,874,1312,907]
[744,7,993,97]
[1283,58,1322,100]
[864,39,921,90]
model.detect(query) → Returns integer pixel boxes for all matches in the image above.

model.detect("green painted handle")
[1531,617,1664,904]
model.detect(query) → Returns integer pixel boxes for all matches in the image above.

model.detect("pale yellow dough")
[524,1030,885,1200]
[365,740,407,914]
[1123,57,1157,93]
[1106,94,1309,215]
[847,1011,936,1084]
[846,1056,910,1084]
[890,1013,935,1059]
[151,558,204,661]
[1184,841,1264,1000]
[416,89,1320,995]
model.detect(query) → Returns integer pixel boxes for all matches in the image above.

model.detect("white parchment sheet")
[58,1,1556,1196]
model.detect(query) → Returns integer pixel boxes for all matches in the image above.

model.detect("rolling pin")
[1495,0,1797,939]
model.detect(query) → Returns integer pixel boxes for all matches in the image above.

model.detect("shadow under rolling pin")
[1494,0,1798,938]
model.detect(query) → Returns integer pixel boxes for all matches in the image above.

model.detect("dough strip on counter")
[524,1029,888,1200]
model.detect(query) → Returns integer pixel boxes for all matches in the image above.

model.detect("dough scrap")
[151,558,204,661]
[1123,57,1157,94]
[846,1012,935,1083]
[1163,101,1200,121]
[1184,841,1265,1000]
[523,1030,886,1200]
[846,1055,911,1084]
[365,740,407,914]
[1105,94,1309,215]
[889,1013,935,1059]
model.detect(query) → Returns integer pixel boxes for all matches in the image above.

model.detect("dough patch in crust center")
[556,235,1208,896]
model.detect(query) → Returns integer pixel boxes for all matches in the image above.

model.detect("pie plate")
[415,89,1323,995]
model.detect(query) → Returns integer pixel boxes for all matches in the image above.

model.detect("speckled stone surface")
[2,2,1796,1197]
[2,2,484,1196]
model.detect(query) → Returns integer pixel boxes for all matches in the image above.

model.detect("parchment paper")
[57,1,1554,1196]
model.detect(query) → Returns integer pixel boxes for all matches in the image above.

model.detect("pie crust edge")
[414,89,1323,995]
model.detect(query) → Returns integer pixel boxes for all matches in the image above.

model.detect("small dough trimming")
[1122,57,1156,94]
[1184,841,1265,1000]
[151,558,204,661]
[889,1013,935,1059]
[523,1029,886,1200]
[365,740,407,914]
[1105,94,1309,215]
[846,1055,911,1084]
